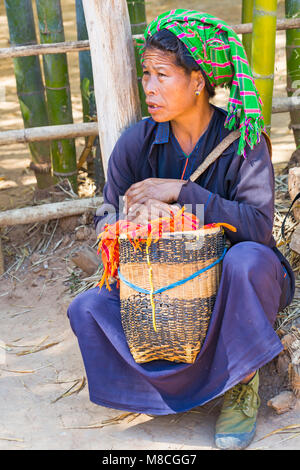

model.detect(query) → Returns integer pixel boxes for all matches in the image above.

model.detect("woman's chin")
[148,111,169,122]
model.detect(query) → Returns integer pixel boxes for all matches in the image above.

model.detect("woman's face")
[142,47,202,122]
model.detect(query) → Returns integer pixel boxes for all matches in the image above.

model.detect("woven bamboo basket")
[118,225,227,364]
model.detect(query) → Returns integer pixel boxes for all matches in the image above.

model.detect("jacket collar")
[153,121,170,144]
[144,120,170,175]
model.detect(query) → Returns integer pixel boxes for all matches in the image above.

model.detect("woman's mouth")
[147,103,162,112]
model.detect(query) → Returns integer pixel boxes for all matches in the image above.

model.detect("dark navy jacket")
[94,104,295,304]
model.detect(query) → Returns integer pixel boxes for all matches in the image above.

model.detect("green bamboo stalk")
[242,0,254,64]
[126,0,148,117]
[4,0,53,189]
[285,0,300,148]
[251,0,278,135]
[75,0,96,122]
[35,0,77,192]
[75,0,105,193]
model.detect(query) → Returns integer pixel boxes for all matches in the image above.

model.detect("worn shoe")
[215,371,260,450]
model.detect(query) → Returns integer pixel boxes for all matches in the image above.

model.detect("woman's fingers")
[126,200,179,224]
[124,178,185,213]
[124,182,153,213]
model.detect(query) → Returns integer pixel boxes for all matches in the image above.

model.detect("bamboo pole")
[2,18,300,60]
[242,0,254,64]
[4,0,53,189]
[0,122,98,146]
[75,0,104,192]
[82,0,141,177]
[252,0,278,135]
[0,40,90,59]
[35,0,77,192]
[0,96,298,147]
[285,0,300,149]
[272,96,300,113]
[76,0,96,122]
[127,0,148,117]
[0,197,103,227]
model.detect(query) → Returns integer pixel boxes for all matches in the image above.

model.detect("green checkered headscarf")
[136,9,265,158]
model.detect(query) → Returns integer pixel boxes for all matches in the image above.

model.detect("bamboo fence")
[0,97,299,148]
[0,8,299,235]
[0,19,299,147]
[35,0,77,192]
[0,17,300,60]
[4,0,53,189]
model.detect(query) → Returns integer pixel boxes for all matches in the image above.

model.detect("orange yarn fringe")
[96,206,236,291]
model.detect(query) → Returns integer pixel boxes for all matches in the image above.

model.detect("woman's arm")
[94,130,136,236]
[94,119,176,233]
[177,136,274,245]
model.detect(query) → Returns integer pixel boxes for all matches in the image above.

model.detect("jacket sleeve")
[94,128,137,236]
[177,136,275,245]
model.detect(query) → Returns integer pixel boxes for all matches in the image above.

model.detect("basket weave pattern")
[119,227,226,364]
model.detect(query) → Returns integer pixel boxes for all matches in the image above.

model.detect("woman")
[67,10,295,450]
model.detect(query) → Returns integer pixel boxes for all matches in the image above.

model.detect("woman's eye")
[158,73,166,77]
[142,70,149,76]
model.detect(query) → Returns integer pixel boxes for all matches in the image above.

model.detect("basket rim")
[119,225,222,240]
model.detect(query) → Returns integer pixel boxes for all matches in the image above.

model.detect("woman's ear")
[192,70,206,95]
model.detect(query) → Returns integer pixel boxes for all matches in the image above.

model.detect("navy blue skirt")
[67,241,293,415]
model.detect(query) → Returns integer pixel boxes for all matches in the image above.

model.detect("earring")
[195,91,200,96]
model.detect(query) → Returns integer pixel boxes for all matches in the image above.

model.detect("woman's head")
[138,10,264,157]
[142,29,214,123]
[145,29,216,98]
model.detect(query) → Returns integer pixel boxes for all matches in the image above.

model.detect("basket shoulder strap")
[189,129,272,183]
[189,129,241,182]
[262,130,272,160]
[281,191,300,241]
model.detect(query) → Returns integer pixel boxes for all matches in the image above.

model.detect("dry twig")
[62,412,140,430]
[51,377,86,404]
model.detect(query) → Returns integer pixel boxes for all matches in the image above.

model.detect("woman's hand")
[125,198,180,225]
[123,178,186,215]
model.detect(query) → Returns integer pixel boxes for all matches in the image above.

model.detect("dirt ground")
[0,219,299,451]
[0,0,300,451]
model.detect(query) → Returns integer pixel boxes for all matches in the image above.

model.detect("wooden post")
[82,0,142,177]
[0,197,103,227]
[127,0,148,117]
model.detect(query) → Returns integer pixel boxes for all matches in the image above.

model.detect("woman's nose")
[143,76,158,96]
